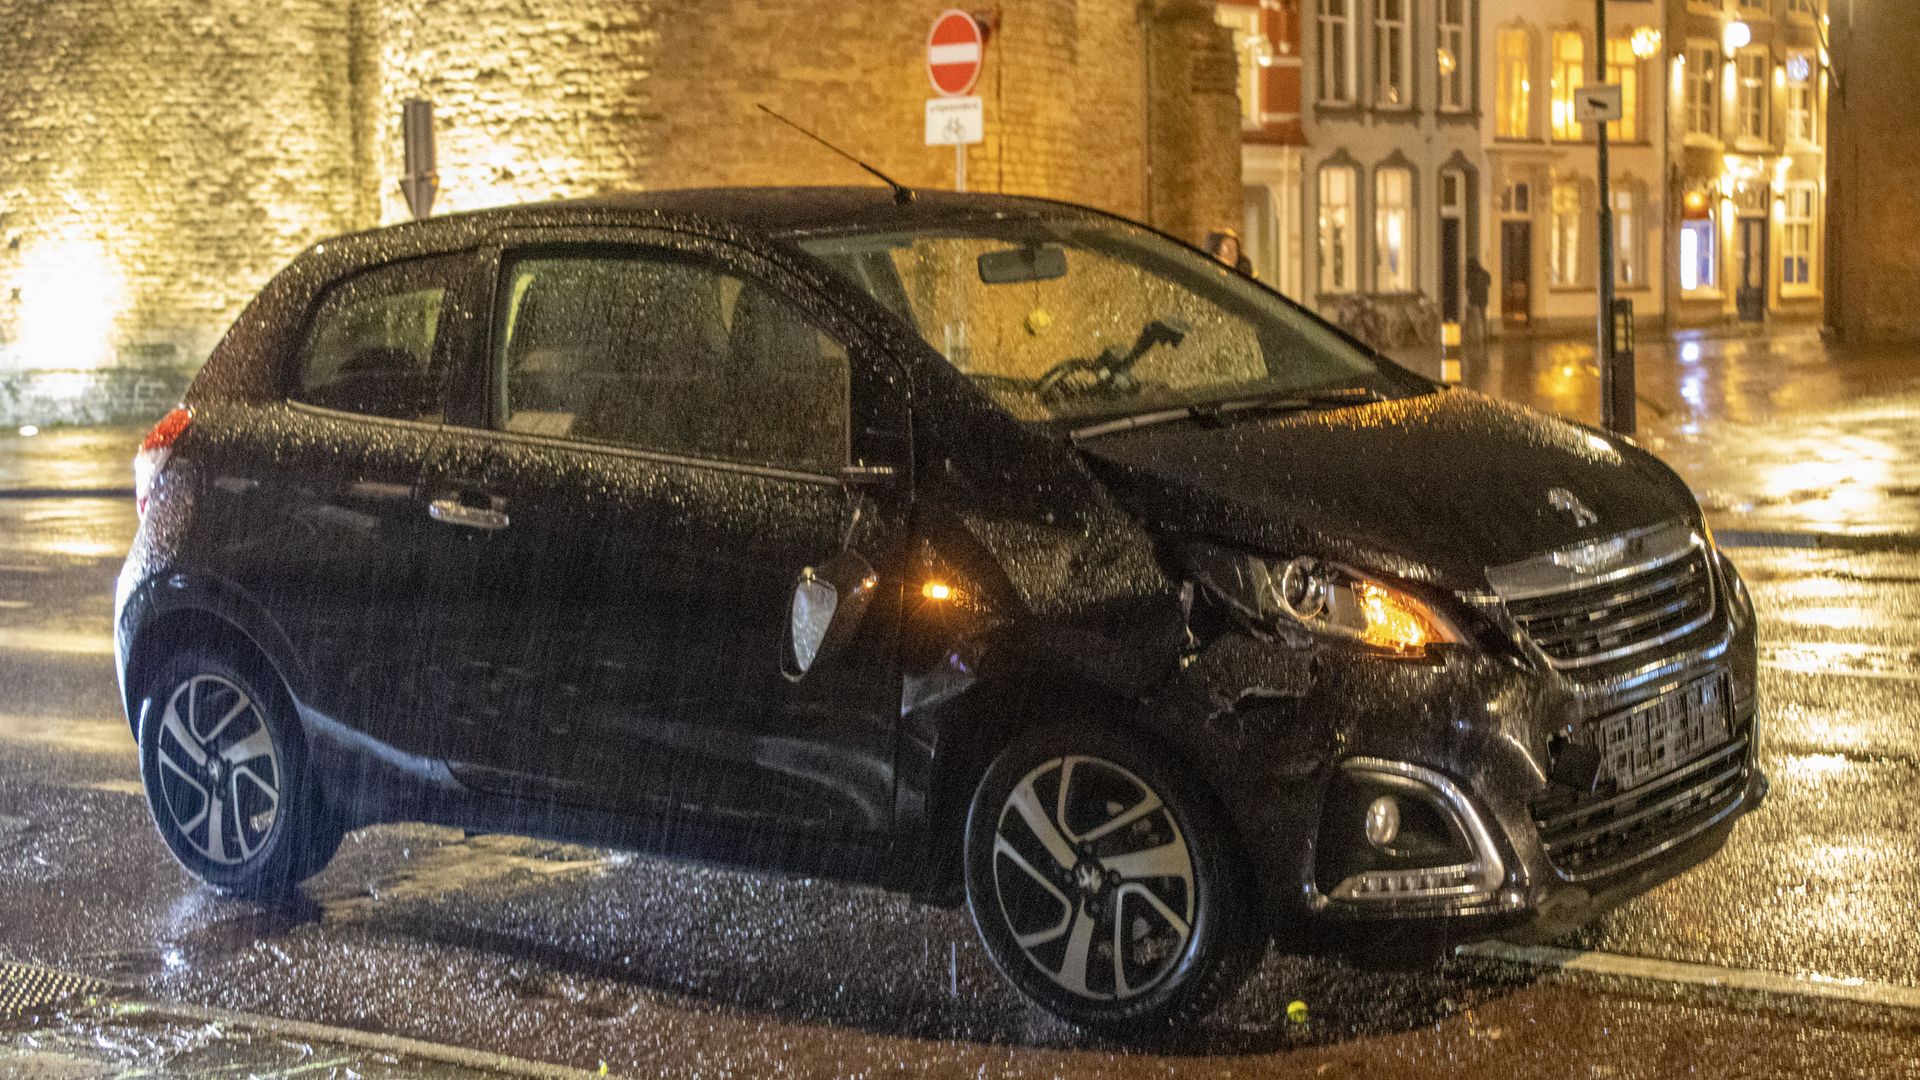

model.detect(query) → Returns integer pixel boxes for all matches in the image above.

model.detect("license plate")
[1591,676,1731,791]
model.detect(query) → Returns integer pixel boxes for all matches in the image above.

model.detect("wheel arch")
[123,606,301,744]
[911,668,1257,910]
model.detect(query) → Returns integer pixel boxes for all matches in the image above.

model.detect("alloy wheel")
[152,674,282,866]
[990,754,1197,1002]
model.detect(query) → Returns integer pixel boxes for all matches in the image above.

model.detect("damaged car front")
[794,199,1765,1011]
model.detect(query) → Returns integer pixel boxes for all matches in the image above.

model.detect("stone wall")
[0,0,1239,424]
[1827,0,1920,344]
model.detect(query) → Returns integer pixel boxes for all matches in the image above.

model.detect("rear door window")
[493,250,850,473]
[294,256,463,422]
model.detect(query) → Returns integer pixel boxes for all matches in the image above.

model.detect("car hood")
[1073,389,1702,592]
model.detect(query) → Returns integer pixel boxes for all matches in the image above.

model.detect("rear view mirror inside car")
[978,244,1067,284]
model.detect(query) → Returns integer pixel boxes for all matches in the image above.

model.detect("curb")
[1716,529,1920,554]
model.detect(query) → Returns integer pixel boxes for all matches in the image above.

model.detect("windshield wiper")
[1068,386,1383,443]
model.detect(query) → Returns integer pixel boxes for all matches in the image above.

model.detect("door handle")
[428,498,510,531]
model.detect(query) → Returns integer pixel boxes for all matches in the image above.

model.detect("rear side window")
[494,251,849,472]
[294,256,461,421]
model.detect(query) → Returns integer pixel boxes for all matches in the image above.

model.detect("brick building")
[1826,0,1920,344]
[0,0,1241,424]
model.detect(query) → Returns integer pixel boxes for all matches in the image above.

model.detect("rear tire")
[963,723,1261,1036]
[136,645,341,898]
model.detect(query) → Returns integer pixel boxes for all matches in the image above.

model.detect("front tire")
[963,724,1260,1034]
[136,646,341,897]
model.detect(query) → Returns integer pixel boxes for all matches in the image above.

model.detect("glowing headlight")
[1189,547,1461,654]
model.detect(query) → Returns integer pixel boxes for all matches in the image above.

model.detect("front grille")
[1505,547,1716,669]
[1534,738,1748,880]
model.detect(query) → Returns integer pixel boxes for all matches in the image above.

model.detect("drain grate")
[0,961,108,1018]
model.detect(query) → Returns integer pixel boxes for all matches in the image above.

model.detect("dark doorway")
[1736,216,1769,322]
[1501,221,1532,326]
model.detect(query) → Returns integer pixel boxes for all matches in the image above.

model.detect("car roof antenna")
[757,104,916,206]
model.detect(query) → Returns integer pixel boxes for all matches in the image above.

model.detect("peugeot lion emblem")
[1547,487,1599,528]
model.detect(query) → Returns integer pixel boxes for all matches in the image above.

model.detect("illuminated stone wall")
[0,0,1238,424]
[0,0,359,423]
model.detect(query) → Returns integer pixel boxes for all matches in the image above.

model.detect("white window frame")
[1737,47,1769,142]
[1319,164,1359,294]
[1781,182,1819,293]
[1549,179,1588,288]
[1680,215,1718,293]
[1373,0,1413,108]
[1437,0,1470,113]
[1613,182,1645,288]
[1785,51,1819,146]
[1375,165,1415,292]
[1319,0,1357,106]
[1686,44,1720,139]
[1218,5,1269,130]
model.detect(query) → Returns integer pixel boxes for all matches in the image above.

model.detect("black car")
[117,188,1765,1033]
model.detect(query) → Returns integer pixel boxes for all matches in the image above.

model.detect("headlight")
[1188,545,1461,654]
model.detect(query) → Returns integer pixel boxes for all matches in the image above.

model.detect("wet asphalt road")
[5,353,1920,1075]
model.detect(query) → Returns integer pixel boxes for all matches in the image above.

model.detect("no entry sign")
[927,10,984,97]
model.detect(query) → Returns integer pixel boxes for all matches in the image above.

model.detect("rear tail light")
[135,406,191,516]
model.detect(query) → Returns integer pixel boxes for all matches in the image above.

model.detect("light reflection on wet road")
[4,336,1920,1076]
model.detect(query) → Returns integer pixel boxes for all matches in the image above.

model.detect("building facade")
[1665,0,1827,328]
[1300,0,1485,337]
[1216,0,1308,298]
[1481,0,1670,333]
[0,0,1242,424]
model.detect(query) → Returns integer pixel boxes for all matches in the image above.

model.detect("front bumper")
[1154,563,1764,961]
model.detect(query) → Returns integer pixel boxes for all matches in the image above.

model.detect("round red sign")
[926,10,984,97]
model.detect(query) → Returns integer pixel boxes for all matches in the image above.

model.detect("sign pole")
[1594,0,1626,433]
[956,143,967,193]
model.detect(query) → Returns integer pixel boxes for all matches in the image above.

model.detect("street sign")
[399,98,438,220]
[1575,84,1624,124]
[925,96,984,146]
[927,10,984,97]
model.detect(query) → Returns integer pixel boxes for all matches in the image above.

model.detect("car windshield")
[795,215,1411,425]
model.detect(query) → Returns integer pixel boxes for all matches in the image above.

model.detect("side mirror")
[784,549,879,680]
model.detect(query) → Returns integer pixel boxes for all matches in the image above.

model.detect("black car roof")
[340,186,1096,249]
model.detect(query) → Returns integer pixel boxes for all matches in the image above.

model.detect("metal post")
[955,142,967,193]
[1595,0,1627,432]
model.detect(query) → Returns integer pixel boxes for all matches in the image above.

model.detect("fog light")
[1364,796,1400,849]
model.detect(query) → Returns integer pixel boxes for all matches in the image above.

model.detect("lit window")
[1687,45,1719,137]
[1319,165,1358,294]
[1549,180,1587,287]
[1680,217,1717,292]
[1374,0,1411,107]
[1551,31,1587,141]
[1781,182,1819,291]
[1319,0,1356,105]
[1375,166,1414,292]
[1606,38,1642,142]
[1497,27,1533,138]
[1737,48,1769,140]
[1786,52,1819,145]
[1437,0,1469,112]
[1217,5,1268,129]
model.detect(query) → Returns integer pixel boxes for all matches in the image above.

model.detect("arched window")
[1375,165,1415,293]
[1318,163,1359,294]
